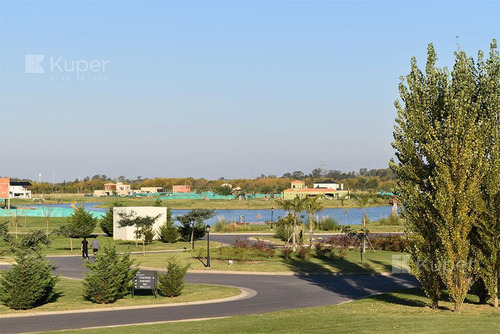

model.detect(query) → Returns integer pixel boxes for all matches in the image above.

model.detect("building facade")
[283,180,348,200]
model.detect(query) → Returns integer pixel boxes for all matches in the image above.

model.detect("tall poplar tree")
[473,40,500,308]
[391,42,493,311]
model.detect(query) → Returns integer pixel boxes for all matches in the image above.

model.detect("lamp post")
[206,225,211,268]
[270,207,274,230]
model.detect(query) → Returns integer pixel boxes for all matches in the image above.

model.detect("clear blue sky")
[0,0,499,182]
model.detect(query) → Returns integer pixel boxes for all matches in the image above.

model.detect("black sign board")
[133,270,157,297]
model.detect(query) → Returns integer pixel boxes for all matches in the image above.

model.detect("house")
[283,180,349,200]
[313,179,343,190]
[9,181,32,198]
[139,187,163,194]
[172,185,190,193]
[94,182,133,197]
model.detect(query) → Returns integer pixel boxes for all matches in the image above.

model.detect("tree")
[391,43,491,311]
[0,250,58,309]
[276,197,306,250]
[158,208,178,243]
[117,210,161,255]
[7,230,51,252]
[83,246,138,304]
[57,207,97,251]
[472,40,500,308]
[353,194,372,253]
[177,209,215,249]
[304,196,324,248]
[40,206,53,236]
[158,256,189,297]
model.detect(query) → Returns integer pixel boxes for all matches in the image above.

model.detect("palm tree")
[276,197,306,250]
[353,194,372,253]
[304,196,324,248]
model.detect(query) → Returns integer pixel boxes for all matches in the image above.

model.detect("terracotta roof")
[291,180,305,184]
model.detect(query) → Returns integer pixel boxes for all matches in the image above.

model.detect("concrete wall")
[113,207,167,241]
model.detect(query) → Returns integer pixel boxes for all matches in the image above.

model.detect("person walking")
[91,236,100,256]
[81,237,89,259]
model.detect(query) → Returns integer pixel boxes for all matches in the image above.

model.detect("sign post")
[133,270,157,298]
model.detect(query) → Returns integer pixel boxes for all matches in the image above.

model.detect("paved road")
[0,255,418,333]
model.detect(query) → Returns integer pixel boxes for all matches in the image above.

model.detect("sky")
[0,0,499,182]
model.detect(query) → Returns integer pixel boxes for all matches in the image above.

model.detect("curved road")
[0,233,417,333]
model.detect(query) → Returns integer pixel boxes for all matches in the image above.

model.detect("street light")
[270,207,274,230]
[206,225,211,268]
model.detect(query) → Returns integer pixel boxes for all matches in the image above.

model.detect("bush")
[100,210,114,236]
[319,217,340,231]
[0,251,58,310]
[296,246,311,260]
[217,238,275,261]
[314,242,334,259]
[282,247,293,260]
[275,224,293,241]
[158,257,189,297]
[83,246,138,304]
[158,223,178,243]
[143,226,155,243]
[213,217,237,232]
[375,215,403,226]
[369,234,408,252]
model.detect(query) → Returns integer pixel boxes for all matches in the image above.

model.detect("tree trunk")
[362,210,366,253]
[142,238,145,256]
[191,222,195,249]
[70,238,73,251]
[308,215,313,248]
[454,302,461,312]
[494,284,499,308]
[430,299,439,309]
[292,214,297,251]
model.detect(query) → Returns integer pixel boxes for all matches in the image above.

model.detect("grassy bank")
[133,249,401,273]
[10,195,392,210]
[0,278,241,315]
[49,288,500,334]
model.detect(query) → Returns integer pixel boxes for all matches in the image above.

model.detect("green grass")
[132,248,400,273]
[10,195,391,210]
[47,288,500,334]
[0,277,241,315]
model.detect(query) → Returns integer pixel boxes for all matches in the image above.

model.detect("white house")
[9,181,32,198]
[313,180,343,190]
[113,207,166,241]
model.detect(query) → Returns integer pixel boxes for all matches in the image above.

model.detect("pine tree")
[0,250,58,310]
[157,257,189,297]
[82,246,138,304]
[58,206,97,251]
[158,208,178,243]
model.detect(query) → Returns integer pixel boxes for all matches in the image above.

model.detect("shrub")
[282,247,293,260]
[275,224,293,241]
[157,223,178,243]
[369,234,408,252]
[314,242,334,259]
[376,215,403,226]
[217,238,275,261]
[83,246,138,304]
[296,246,311,260]
[319,217,340,231]
[213,216,237,232]
[158,257,189,297]
[0,251,58,310]
[100,210,114,236]
[143,226,155,243]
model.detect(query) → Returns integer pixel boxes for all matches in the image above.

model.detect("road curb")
[0,286,256,319]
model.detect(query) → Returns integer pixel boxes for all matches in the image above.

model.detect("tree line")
[14,168,397,195]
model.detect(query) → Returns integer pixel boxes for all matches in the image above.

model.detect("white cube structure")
[113,207,167,241]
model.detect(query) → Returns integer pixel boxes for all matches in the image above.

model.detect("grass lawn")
[0,278,241,315]
[133,248,400,273]
[10,195,391,210]
[48,288,500,334]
